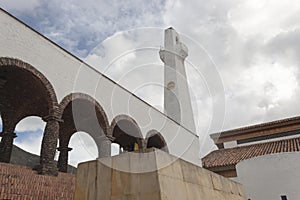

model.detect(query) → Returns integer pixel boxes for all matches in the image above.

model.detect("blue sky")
[1,0,300,164]
[1,0,166,58]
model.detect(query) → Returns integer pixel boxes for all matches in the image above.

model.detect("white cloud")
[68,132,120,167]
[15,116,46,132]
[10,117,45,155]
[85,28,166,111]
[159,0,300,157]
[1,0,166,57]
[83,0,300,157]
[14,131,43,155]
[0,0,40,13]
[162,0,300,124]
[229,0,300,38]
[68,132,98,167]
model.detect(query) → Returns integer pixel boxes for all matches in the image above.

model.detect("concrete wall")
[236,152,300,200]
[0,9,200,166]
[75,149,246,200]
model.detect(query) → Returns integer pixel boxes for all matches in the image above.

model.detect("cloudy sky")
[1,0,300,165]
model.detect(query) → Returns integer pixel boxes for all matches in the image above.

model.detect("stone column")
[0,132,17,163]
[96,135,114,158]
[139,139,147,152]
[0,118,17,163]
[57,146,72,173]
[98,139,111,158]
[39,115,61,176]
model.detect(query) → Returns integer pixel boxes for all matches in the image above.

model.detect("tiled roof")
[210,115,300,139]
[202,137,300,168]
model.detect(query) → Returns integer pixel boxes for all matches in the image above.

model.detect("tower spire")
[159,28,196,133]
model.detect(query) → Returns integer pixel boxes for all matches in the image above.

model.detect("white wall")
[236,152,300,200]
[224,140,237,148]
[237,134,300,147]
[0,9,200,166]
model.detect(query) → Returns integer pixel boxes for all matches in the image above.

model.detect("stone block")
[158,175,188,200]
[129,151,157,173]
[138,172,160,194]
[229,181,240,195]
[111,152,131,173]
[213,190,227,200]
[96,160,112,199]
[211,172,223,191]
[111,170,130,196]
[197,167,214,188]
[75,161,97,200]
[185,182,215,199]
[156,151,183,180]
[220,176,232,194]
[180,160,200,185]
[75,149,247,200]
[237,183,246,197]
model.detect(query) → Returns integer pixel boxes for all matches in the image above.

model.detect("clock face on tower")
[167,81,175,90]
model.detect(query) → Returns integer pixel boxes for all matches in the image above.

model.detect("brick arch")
[59,93,109,133]
[0,57,60,175]
[57,93,110,172]
[146,130,169,152]
[110,114,145,151]
[0,57,58,117]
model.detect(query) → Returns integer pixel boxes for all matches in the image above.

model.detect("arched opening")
[57,93,110,173]
[0,114,2,133]
[146,130,168,152]
[14,116,45,154]
[111,142,122,156]
[68,131,98,172]
[0,58,59,175]
[10,116,45,167]
[111,115,144,152]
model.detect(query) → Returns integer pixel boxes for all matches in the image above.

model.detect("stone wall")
[75,149,246,200]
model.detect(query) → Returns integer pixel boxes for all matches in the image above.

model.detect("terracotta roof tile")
[202,137,300,168]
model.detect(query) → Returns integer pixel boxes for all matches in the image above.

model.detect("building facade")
[0,8,200,176]
[202,116,300,199]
